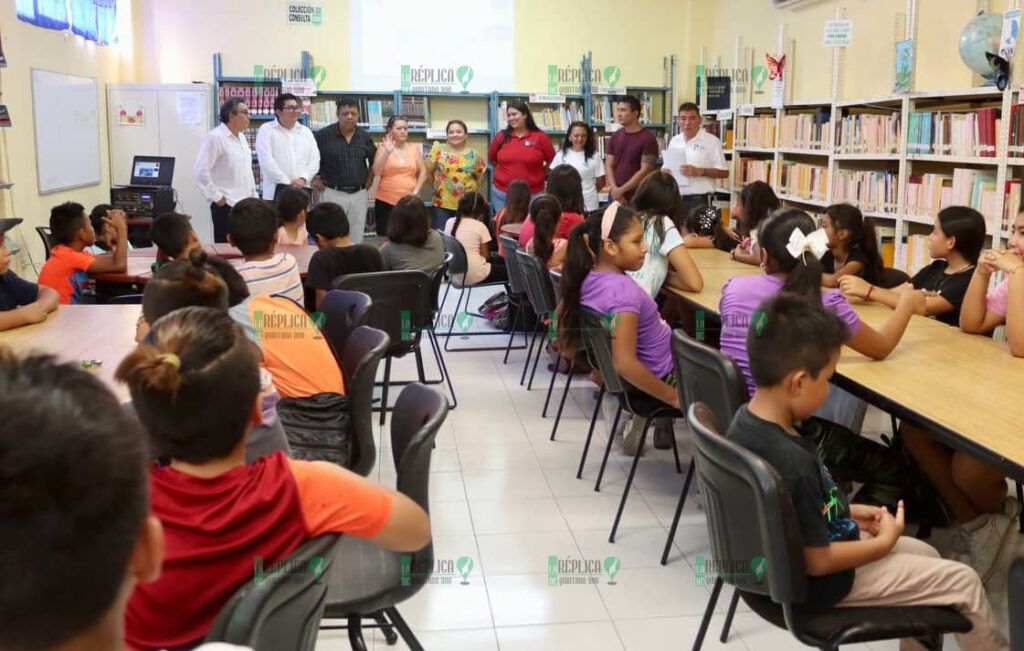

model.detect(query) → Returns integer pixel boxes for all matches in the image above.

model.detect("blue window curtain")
[17,0,117,44]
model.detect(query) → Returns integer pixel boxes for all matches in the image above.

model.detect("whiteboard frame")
[30,68,102,194]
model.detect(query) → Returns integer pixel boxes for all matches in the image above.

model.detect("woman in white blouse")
[549,121,604,213]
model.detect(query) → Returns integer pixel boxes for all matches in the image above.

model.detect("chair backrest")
[515,248,557,315]
[579,307,627,396]
[333,270,433,352]
[878,267,911,289]
[1010,556,1024,649]
[549,269,562,303]
[105,293,144,305]
[205,534,339,651]
[671,329,749,429]
[35,226,54,259]
[339,326,390,476]
[687,403,806,606]
[319,289,373,362]
[439,230,469,282]
[499,235,527,295]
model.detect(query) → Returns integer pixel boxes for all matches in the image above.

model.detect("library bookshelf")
[710,87,1023,275]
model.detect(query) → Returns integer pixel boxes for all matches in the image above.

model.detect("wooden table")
[0,305,141,403]
[93,243,317,284]
[671,249,1024,481]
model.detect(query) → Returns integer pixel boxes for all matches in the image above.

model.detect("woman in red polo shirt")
[488,101,555,215]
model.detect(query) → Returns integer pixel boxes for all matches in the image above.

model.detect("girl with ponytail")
[627,172,704,297]
[557,203,680,453]
[525,194,567,269]
[821,203,884,287]
[720,208,926,397]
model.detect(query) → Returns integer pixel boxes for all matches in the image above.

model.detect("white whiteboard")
[31,68,101,193]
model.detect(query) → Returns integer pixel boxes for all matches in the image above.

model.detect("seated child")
[446,192,507,285]
[117,307,430,650]
[0,351,251,651]
[840,206,985,327]
[275,186,311,245]
[306,201,383,309]
[626,173,703,297]
[151,211,203,263]
[557,203,680,455]
[38,202,128,304]
[729,292,1007,651]
[518,165,586,247]
[0,217,58,331]
[821,203,883,287]
[493,178,530,257]
[86,203,134,254]
[728,180,779,266]
[380,195,445,273]
[525,194,569,270]
[229,198,304,304]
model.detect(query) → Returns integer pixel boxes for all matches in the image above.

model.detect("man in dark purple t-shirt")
[605,95,659,203]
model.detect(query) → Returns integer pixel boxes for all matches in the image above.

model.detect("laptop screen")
[130,156,175,187]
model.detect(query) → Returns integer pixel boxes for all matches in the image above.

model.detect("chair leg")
[542,355,559,417]
[429,329,457,409]
[503,296,523,364]
[347,616,369,651]
[577,384,605,479]
[661,458,696,565]
[594,404,623,492]
[520,320,542,386]
[610,416,653,543]
[692,576,723,651]
[437,281,451,327]
[443,287,465,351]
[379,357,392,427]
[414,345,427,384]
[1017,482,1024,534]
[373,612,397,645]
[527,327,545,390]
[383,607,423,651]
[550,370,573,441]
[719,589,740,643]
[669,421,683,474]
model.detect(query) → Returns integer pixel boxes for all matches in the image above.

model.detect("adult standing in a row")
[193,97,257,243]
[427,119,486,230]
[605,95,658,204]
[312,97,376,243]
[488,101,554,214]
[668,101,728,217]
[372,115,428,238]
[255,93,320,200]
[550,121,604,213]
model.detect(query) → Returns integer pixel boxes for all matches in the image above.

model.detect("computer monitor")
[130,156,175,187]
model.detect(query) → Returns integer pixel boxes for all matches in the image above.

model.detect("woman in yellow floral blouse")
[427,119,487,229]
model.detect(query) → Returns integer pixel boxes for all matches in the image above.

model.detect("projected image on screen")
[350,0,515,92]
[135,161,160,178]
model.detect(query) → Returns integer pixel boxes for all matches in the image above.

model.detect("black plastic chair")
[334,271,455,425]
[1010,556,1024,650]
[878,267,911,289]
[438,231,509,352]
[577,307,683,543]
[686,402,972,651]
[338,326,389,477]
[515,249,559,393]
[104,293,144,304]
[662,328,749,566]
[498,234,533,365]
[320,383,448,651]
[206,534,339,651]
[319,290,373,362]
[35,226,54,259]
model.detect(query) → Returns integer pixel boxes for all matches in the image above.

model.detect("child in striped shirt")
[229,198,304,304]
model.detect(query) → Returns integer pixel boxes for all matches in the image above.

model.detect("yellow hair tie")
[156,353,181,369]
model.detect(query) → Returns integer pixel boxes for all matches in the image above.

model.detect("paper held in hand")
[661,147,689,188]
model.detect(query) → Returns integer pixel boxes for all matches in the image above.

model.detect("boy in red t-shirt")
[38,201,129,304]
[117,307,431,651]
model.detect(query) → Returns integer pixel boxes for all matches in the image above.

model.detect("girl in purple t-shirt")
[557,203,679,412]
[719,208,925,397]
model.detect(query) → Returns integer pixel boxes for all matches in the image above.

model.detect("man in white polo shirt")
[193,97,258,242]
[255,93,320,201]
[667,101,729,219]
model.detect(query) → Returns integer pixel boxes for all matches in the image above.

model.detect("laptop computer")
[130,155,175,188]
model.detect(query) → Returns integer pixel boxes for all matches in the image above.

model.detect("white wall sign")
[737,104,755,116]
[287,3,323,26]
[823,20,853,47]
[281,79,317,97]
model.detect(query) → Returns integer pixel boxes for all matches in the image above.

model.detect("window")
[17,0,118,45]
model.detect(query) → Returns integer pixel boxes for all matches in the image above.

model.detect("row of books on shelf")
[219,83,278,117]
[399,96,430,128]
[906,108,999,157]
[902,234,931,276]
[779,162,828,202]
[736,157,772,185]
[589,92,659,125]
[534,103,584,131]
[831,170,898,214]
[1006,105,1024,157]
[779,110,831,151]
[735,116,776,149]
[1005,180,1021,231]
[904,168,1000,228]
[307,97,397,130]
[834,113,901,155]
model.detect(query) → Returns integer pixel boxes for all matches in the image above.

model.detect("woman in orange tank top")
[372,115,428,238]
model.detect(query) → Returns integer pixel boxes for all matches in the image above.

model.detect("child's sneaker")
[653,418,675,450]
[622,418,646,457]
[952,497,1020,584]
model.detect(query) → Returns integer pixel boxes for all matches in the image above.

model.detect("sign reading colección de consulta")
[287,2,323,26]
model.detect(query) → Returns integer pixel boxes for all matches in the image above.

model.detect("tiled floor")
[315,310,1014,650]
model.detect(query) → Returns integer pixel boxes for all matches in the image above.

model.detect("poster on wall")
[287,2,323,26]
[349,0,514,92]
[894,40,913,93]
[766,53,785,109]
[1000,9,1021,60]
[0,105,11,127]
[706,76,731,112]
[117,104,144,126]
[0,25,6,67]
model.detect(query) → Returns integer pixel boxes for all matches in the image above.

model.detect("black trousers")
[681,193,715,219]
[211,201,232,243]
[374,199,395,237]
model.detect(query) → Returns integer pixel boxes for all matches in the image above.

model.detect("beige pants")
[838,535,1008,651]
[318,187,369,244]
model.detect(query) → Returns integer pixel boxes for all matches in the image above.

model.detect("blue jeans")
[490,183,507,215]
[432,206,456,231]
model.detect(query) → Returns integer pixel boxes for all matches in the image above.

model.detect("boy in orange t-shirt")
[38,202,128,304]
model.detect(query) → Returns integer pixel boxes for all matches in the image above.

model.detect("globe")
[959,12,1004,77]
